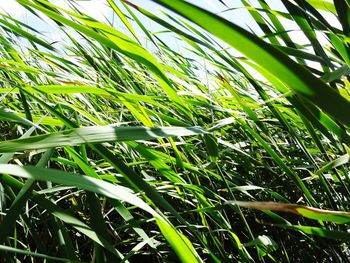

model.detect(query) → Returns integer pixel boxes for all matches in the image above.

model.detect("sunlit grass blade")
[234,201,350,224]
[152,0,350,127]
[0,126,207,153]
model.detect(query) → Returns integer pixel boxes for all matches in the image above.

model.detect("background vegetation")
[0,0,350,262]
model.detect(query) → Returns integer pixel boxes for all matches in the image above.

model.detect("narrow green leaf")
[152,0,350,127]
[0,126,207,153]
[235,201,350,224]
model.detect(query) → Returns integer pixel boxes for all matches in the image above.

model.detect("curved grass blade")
[151,0,350,127]
[0,126,207,153]
[276,224,350,241]
[0,164,202,262]
[234,201,350,224]
[0,164,159,217]
[156,218,202,263]
[16,0,193,119]
[107,0,140,43]
[0,173,125,259]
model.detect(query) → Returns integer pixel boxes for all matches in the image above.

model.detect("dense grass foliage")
[1,0,350,261]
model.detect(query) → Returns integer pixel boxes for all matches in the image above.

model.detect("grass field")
[0,0,350,262]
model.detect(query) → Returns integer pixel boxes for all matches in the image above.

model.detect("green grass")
[0,0,350,261]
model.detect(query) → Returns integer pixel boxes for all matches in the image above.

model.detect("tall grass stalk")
[0,0,350,261]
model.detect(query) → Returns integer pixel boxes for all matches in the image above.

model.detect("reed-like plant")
[0,0,350,262]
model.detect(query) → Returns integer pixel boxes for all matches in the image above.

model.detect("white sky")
[2,0,109,19]
[1,0,24,18]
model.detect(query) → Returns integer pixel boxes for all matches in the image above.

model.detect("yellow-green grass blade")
[152,0,350,127]
[234,201,350,224]
[16,0,193,120]
[277,224,350,241]
[0,164,202,262]
[0,125,207,153]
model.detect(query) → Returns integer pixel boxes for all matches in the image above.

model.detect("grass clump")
[0,0,350,262]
